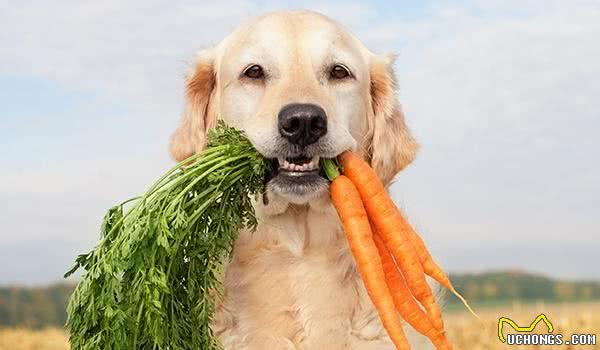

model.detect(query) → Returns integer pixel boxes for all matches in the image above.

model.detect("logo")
[498,314,553,343]
[498,313,596,346]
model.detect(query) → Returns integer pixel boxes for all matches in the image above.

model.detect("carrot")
[404,226,479,318]
[337,151,445,330]
[330,174,410,350]
[337,150,477,318]
[373,232,453,350]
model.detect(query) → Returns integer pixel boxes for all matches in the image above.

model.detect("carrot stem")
[322,158,341,180]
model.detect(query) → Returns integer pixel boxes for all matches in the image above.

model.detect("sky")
[1,0,599,285]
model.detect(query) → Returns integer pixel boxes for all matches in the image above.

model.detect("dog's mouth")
[266,154,327,182]
[264,154,331,201]
[276,155,323,175]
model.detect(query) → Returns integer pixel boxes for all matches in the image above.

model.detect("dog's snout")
[278,103,327,146]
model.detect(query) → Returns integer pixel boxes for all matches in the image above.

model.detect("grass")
[1,302,598,349]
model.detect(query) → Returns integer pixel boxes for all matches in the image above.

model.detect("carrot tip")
[451,288,480,320]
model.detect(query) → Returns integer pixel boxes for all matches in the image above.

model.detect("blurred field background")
[0,328,67,350]
[1,270,599,349]
[2,303,598,350]
[446,302,600,350]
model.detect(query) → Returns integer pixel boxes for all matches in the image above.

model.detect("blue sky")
[1,0,599,284]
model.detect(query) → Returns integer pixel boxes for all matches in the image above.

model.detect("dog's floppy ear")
[366,54,418,184]
[169,50,217,161]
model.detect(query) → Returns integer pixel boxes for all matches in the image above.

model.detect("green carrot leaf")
[65,121,271,350]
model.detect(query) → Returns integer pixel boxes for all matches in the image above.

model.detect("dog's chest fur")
[212,195,401,349]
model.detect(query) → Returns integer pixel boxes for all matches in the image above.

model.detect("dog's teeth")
[278,156,322,172]
[307,156,319,170]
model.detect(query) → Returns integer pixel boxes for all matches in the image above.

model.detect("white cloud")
[0,0,381,110]
[0,157,168,242]
[387,0,600,278]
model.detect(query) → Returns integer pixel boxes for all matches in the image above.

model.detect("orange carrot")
[403,227,478,318]
[338,151,445,330]
[330,174,410,350]
[373,232,453,350]
[336,151,477,318]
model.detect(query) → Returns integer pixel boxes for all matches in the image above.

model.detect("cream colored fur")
[170,10,430,349]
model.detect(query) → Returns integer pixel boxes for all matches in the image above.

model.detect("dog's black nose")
[278,103,327,146]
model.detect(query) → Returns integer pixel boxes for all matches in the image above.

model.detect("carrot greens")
[65,122,270,350]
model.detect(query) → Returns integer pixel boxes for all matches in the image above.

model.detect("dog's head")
[170,11,417,205]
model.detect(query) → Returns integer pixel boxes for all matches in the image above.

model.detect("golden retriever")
[169,10,428,350]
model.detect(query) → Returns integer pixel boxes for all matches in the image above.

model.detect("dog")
[169,10,429,350]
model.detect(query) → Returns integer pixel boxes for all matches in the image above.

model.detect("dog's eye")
[243,65,265,79]
[330,64,351,80]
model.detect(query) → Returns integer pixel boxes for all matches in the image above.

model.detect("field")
[445,301,600,349]
[0,328,68,350]
[1,302,598,350]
